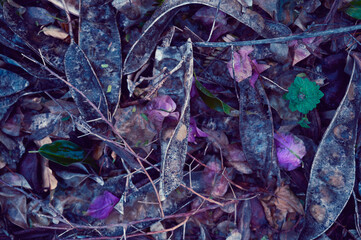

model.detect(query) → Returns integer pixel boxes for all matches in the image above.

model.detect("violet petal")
[86,191,120,219]
[274,132,306,171]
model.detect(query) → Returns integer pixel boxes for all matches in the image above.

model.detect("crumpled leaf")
[114,106,157,152]
[55,162,104,188]
[260,184,304,231]
[224,143,253,174]
[211,168,233,197]
[227,46,253,83]
[203,158,221,186]
[274,132,306,171]
[145,95,179,131]
[188,117,208,143]
[227,46,269,87]
[202,157,233,197]
[0,172,32,189]
[41,26,69,40]
[299,53,361,239]
[86,191,120,219]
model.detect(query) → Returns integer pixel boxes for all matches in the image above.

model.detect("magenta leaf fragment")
[188,117,208,143]
[86,191,120,219]
[274,132,306,171]
[145,95,179,131]
[227,46,269,87]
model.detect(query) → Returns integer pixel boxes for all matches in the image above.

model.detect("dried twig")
[194,24,361,47]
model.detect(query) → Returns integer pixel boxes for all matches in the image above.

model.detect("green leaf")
[106,84,112,93]
[346,0,361,19]
[195,79,238,116]
[298,116,311,128]
[285,76,323,115]
[38,140,90,166]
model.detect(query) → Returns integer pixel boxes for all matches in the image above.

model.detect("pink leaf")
[86,191,120,219]
[227,47,253,82]
[227,46,269,87]
[145,95,179,130]
[274,132,306,171]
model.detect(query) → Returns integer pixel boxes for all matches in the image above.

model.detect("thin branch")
[206,0,222,42]
[261,75,288,92]
[193,24,361,47]
[180,183,223,206]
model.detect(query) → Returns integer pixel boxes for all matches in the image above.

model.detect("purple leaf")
[145,95,179,130]
[192,7,228,41]
[188,117,208,143]
[86,191,120,219]
[249,59,270,87]
[274,132,306,171]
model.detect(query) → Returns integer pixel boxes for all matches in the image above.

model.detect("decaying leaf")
[47,0,79,16]
[79,0,122,116]
[300,53,361,239]
[227,46,269,87]
[41,26,69,40]
[260,184,304,231]
[23,7,55,26]
[188,117,208,143]
[145,95,179,131]
[156,40,193,199]
[238,79,280,188]
[114,105,157,151]
[3,3,68,71]
[0,69,29,97]
[64,42,109,122]
[0,187,28,229]
[0,5,31,53]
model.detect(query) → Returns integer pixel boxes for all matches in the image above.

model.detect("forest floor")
[1,0,361,239]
